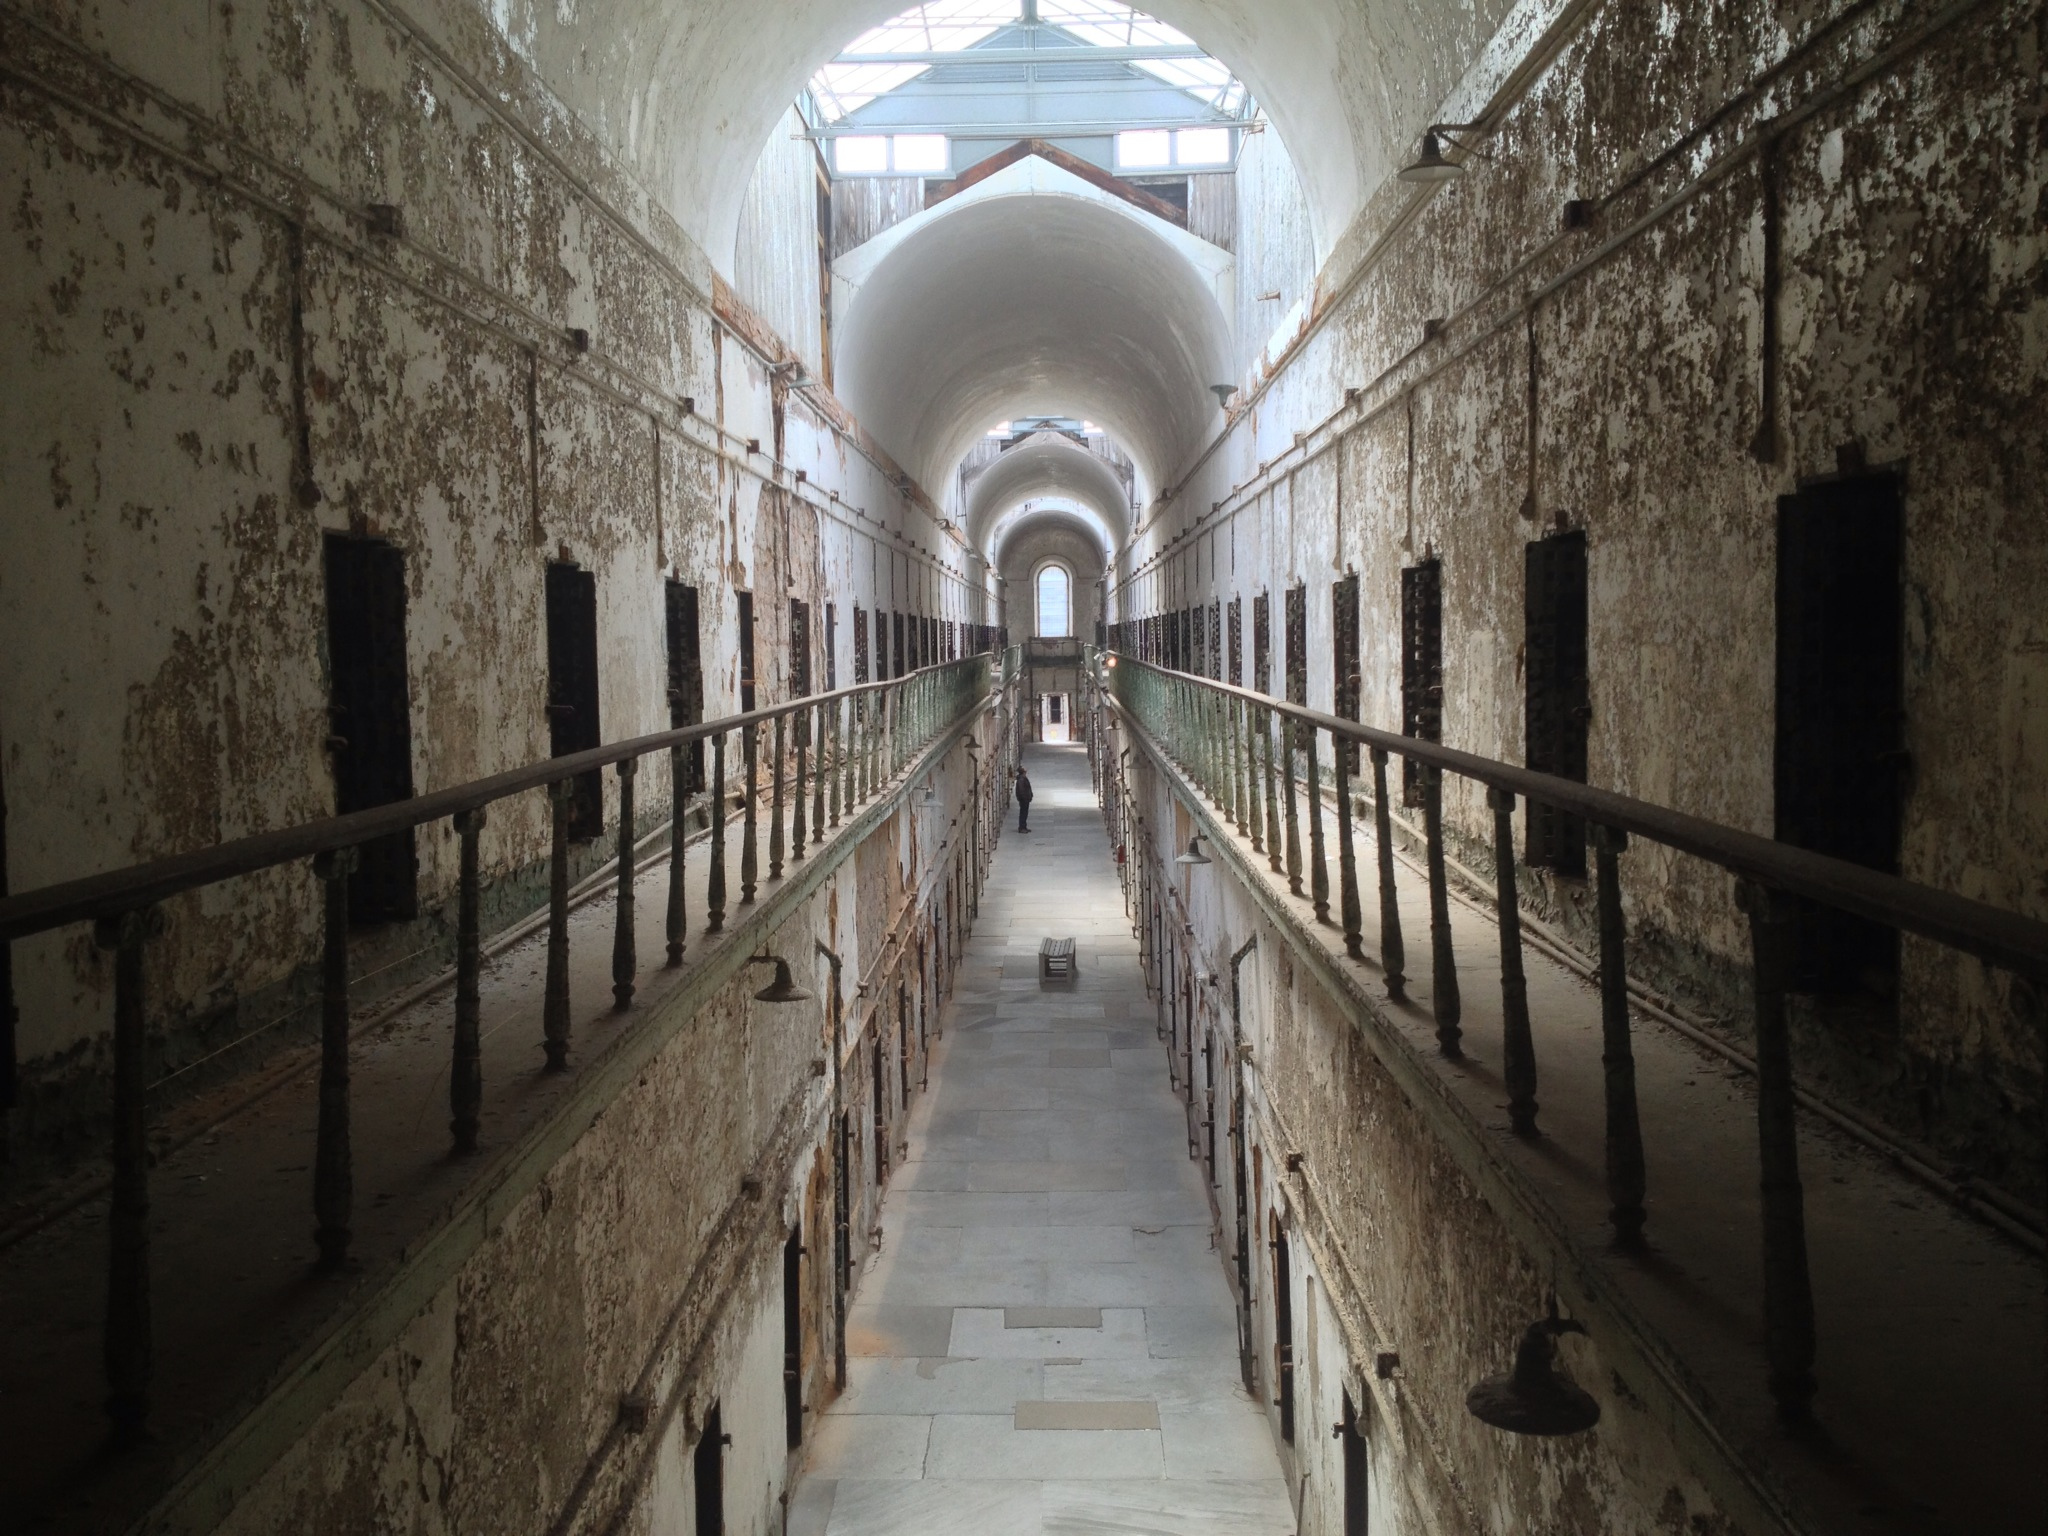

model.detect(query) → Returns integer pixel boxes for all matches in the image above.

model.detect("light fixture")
[1210,384,1236,409]
[750,954,813,1004]
[1466,1305,1600,1436]
[1398,132,1463,183]
[1176,835,1211,867]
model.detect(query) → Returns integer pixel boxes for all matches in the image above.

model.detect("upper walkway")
[789,744,1292,1536]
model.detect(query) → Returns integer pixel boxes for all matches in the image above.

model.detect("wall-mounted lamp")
[750,954,814,1004]
[1210,384,1237,410]
[1175,834,1212,867]
[1397,123,1488,184]
[1466,1304,1600,1436]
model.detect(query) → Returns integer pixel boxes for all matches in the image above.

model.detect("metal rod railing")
[0,650,1004,1440]
[1092,646,2048,1428]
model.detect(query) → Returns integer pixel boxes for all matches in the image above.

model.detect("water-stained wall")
[0,0,980,1155]
[1116,0,2047,1203]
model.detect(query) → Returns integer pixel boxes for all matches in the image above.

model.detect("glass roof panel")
[811,2,1247,124]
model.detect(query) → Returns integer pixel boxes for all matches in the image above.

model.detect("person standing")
[1015,767,1034,832]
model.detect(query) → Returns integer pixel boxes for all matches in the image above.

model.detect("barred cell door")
[324,534,418,920]
[545,561,603,840]
[1524,532,1588,874]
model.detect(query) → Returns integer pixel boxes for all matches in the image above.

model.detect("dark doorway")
[666,579,705,793]
[545,560,603,841]
[892,611,906,680]
[1776,473,1905,996]
[782,1227,804,1449]
[1272,1224,1295,1443]
[1524,531,1588,876]
[1228,597,1243,686]
[1341,1389,1369,1533]
[323,534,418,921]
[790,598,812,698]
[871,1035,889,1183]
[854,603,870,684]
[1400,558,1442,807]
[1333,572,1361,772]
[692,1401,726,1536]
[737,591,757,712]
[1253,592,1272,693]
[825,602,838,690]
[1231,1072,1254,1392]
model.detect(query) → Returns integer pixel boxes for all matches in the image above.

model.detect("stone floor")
[789,743,1293,1536]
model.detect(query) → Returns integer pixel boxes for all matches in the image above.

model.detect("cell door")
[666,580,705,792]
[1341,1389,1369,1534]
[1253,593,1272,693]
[1525,532,1588,875]
[1401,560,1443,807]
[1272,1224,1296,1443]
[1284,585,1309,751]
[692,1402,726,1535]
[871,1035,889,1183]
[782,1228,804,1449]
[825,602,838,690]
[1333,572,1361,772]
[892,611,905,680]
[1776,473,1905,995]
[789,598,811,698]
[853,604,870,684]
[544,560,603,841]
[737,591,757,712]
[1231,1073,1254,1392]
[323,535,419,920]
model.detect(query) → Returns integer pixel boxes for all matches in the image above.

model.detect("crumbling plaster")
[0,0,978,1145]
[209,725,996,1534]
[1117,0,2048,1194]
[1122,749,1746,1536]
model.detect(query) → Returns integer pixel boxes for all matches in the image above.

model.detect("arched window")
[1036,565,1071,638]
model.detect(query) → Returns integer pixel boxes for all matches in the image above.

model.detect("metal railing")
[0,649,1004,1434]
[1087,648,2048,1426]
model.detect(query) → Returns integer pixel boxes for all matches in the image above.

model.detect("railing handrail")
[1102,653,2048,981]
[0,654,997,943]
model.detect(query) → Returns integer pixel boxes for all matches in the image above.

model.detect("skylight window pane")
[893,134,950,172]
[835,136,890,174]
[1176,127,1230,166]
[1116,129,1171,169]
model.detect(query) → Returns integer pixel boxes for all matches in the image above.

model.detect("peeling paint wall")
[1120,747,1749,1536]
[209,723,999,1534]
[1118,0,2048,1202]
[0,0,977,1156]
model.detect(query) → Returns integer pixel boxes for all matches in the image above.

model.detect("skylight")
[810,2,1248,125]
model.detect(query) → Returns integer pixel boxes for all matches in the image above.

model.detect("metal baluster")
[1306,725,1330,924]
[1282,713,1303,897]
[1335,747,1362,959]
[1735,879,1817,1421]
[665,748,687,966]
[543,779,574,1070]
[95,904,158,1434]
[1488,789,1538,1135]
[839,696,853,820]
[707,732,728,932]
[813,700,828,839]
[612,758,637,1011]
[313,848,357,1268]
[451,809,486,1147]
[1422,766,1461,1057]
[793,709,809,861]
[1594,825,1646,1244]
[770,713,786,880]
[828,698,843,826]
[742,722,760,903]
[1262,707,1283,874]
[1370,747,1406,1000]
[1245,701,1264,853]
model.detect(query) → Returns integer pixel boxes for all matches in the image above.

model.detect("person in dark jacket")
[1015,767,1033,832]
